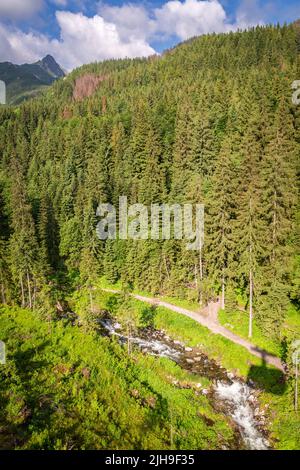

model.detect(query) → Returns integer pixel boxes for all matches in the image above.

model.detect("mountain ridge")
[0,54,65,104]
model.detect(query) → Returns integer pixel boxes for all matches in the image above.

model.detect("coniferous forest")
[0,23,300,451]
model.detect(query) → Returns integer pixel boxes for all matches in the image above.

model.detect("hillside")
[0,24,299,450]
[0,55,65,105]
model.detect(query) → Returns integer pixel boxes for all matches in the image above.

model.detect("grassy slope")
[218,309,281,356]
[0,305,234,450]
[94,280,300,449]
[98,277,277,374]
[8,86,48,105]
[218,306,300,359]
[0,282,298,450]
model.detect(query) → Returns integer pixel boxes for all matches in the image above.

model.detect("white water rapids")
[100,319,269,450]
[215,381,268,450]
[101,319,181,360]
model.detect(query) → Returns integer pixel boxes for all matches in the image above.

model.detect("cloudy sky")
[0,0,299,70]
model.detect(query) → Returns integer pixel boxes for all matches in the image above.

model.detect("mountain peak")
[0,54,65,104]
[41,54,56,64]
[36,55,65,79]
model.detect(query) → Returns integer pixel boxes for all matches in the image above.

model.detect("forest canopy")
[0,23,299,342]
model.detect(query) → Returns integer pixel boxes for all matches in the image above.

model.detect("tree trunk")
[1,282,6,304]
[249,268,253,338]
[27,270,32,309]
[249,196,253,338]
[20,274,25,307]
[221,274,225,310]
[89,288,93,312]
[199,249,203,281]
[295,355,298,412]
[272,190,277,262]
[194,264,198,289]
[32,280,36,310]
[199,251,204,306]
[163,254,170,281]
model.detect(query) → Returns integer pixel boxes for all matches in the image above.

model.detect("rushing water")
[101,319,182,360]
[214,381,268,450]
[100,318,269,450]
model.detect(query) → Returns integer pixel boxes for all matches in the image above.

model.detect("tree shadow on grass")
[106,295,120,315]
[14,342,51,376]
[0,341,52,449]
[247,348,286,395]
[140,305,157,328]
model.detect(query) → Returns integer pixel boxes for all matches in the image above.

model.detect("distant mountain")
[0,55,65,105]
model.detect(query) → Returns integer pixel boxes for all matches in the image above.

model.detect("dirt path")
[102,289,284,372]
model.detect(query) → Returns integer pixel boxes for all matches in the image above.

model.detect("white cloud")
[0,0,44,20]
[0,11,155,70]
[0,1,268,70]
[98,0,235,43]
[154,0,230,40]
[0,22,53,63]
[99,3,156,42]
[54,11,155,69]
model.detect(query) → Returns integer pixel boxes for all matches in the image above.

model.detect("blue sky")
[0,0,299,70]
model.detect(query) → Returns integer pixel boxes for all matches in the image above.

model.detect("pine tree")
[206,129,239,310]
[138,125,166,204]
[257,96,298,336]
[235,105,265,337]
[192,102,216,178]
[110,122,127,205]
[9,157,42,308]
[170,101,195,202]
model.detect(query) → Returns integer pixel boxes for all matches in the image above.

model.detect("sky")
[0,0,299,70]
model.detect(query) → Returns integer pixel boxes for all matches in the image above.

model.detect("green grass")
[98,277,201,311]
[98,276,123,291]
[96,290,278,381]
[157,296,201,312]
[218,309,281,357]
[0,305,235,450]
[283,304,300,332]
[97,278,279,374]
[93,289,299,450]
[7,85,49,105]
[2,290,299,450]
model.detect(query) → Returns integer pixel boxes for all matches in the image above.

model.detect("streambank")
[100,317,270,450]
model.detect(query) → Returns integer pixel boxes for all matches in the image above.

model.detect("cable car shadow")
[247,348,286,395]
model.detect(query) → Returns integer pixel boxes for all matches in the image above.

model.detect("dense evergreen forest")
[1,23,299,337]
[0,23,299,450]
